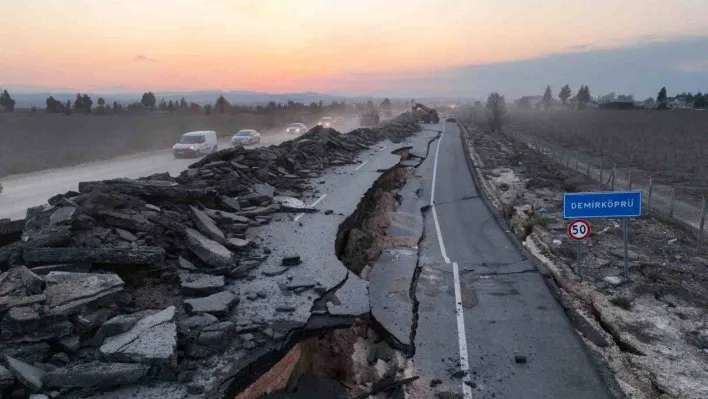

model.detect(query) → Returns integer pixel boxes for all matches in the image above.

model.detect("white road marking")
[355,160,369,171]
[452,261,473,398]
[430,122,473,399]
[310,193,327,207]
[430,123,450,264]
[293,194,328,221]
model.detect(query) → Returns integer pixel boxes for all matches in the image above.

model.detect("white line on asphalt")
[293,194,328,221]
[452,261,473,399]
[310,193,327,207]
[430,123,450,264]
[430,122,472,399]
[355,160,369,171]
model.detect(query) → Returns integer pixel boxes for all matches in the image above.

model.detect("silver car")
[286,123,307,135]
[231,129,261,146]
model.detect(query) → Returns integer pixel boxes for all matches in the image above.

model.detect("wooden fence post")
[575,152,580,170]
[647,177,653,213]
[699,196,706,247]
[669,184,675,218]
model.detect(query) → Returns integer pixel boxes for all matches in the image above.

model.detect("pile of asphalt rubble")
[0,116,421,399]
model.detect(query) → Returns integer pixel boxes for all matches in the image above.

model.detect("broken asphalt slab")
[184,228,236,269]
[43,271,124,316]
[43,362,150,388]
[369,248,418,354]
[100,306,177,364]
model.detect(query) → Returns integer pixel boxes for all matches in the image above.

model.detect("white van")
[173,131,218,158]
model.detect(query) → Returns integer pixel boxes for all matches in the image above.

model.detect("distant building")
[599,101,635,110]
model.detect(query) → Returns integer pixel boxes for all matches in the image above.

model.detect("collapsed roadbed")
[0,115,424,399]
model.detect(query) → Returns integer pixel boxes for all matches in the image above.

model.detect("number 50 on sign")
[568,219,591,240]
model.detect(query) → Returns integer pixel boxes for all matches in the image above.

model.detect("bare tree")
[485,92,507,133]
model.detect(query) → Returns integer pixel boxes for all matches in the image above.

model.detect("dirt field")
[505,109,708,186]
[0,110,319,176]
[461,122,708,399]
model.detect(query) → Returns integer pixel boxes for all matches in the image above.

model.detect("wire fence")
[507,128,707,244]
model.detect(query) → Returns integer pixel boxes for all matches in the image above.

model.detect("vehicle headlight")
[189,145,195,150]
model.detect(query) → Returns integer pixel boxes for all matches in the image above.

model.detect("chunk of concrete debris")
[253,183,275,198]
[179,273,225,296]
[603,276,625,286]
[75,308,114,333]
[184,291,237,316]
[178,314,218,331]
[262,266,288,277]
[100,306,177,365]
[2,308,74,341]
[43,272,124,316]
[238,206,275,217]
[190,206,226,243]
[226,237,251,251]
[203,208,250,224]
[29,263,90,275]
[0,294,46,313]
[96,210,162,234]
[5,355,46,391]
[184,228,236,269]
[0,364,15,389]
[115,228,137,242]
[93,314,141,344]
[144,203,161,212]
[49,207,77,226]
[282,254,301,266]
[29,395,50,399]
[178,257,197,272]
[42,362,150,388]
[57,335,81,353]
[0,266,45,296]
[23,246,166,266]
[286,276,316,291]
[24,225,73,247]
[219,196,241,212]
[1,342,51,365]
[274,196,317,213]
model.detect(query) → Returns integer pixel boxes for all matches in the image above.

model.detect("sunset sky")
[2,0,707,97]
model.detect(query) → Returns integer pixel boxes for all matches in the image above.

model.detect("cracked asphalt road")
[413,122,613,398]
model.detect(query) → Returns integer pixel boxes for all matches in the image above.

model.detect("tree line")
[517,85,707,111]
[481,84,707,134]
[33,91,391,117]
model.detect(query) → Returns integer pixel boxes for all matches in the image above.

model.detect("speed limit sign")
[568,219,591,240]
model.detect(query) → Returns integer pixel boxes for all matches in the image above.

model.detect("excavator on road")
[411,103,440,123]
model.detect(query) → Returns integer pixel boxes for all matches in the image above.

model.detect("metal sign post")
[623,217,629,279]
[564,191,642,281]
[568,219,591,277]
